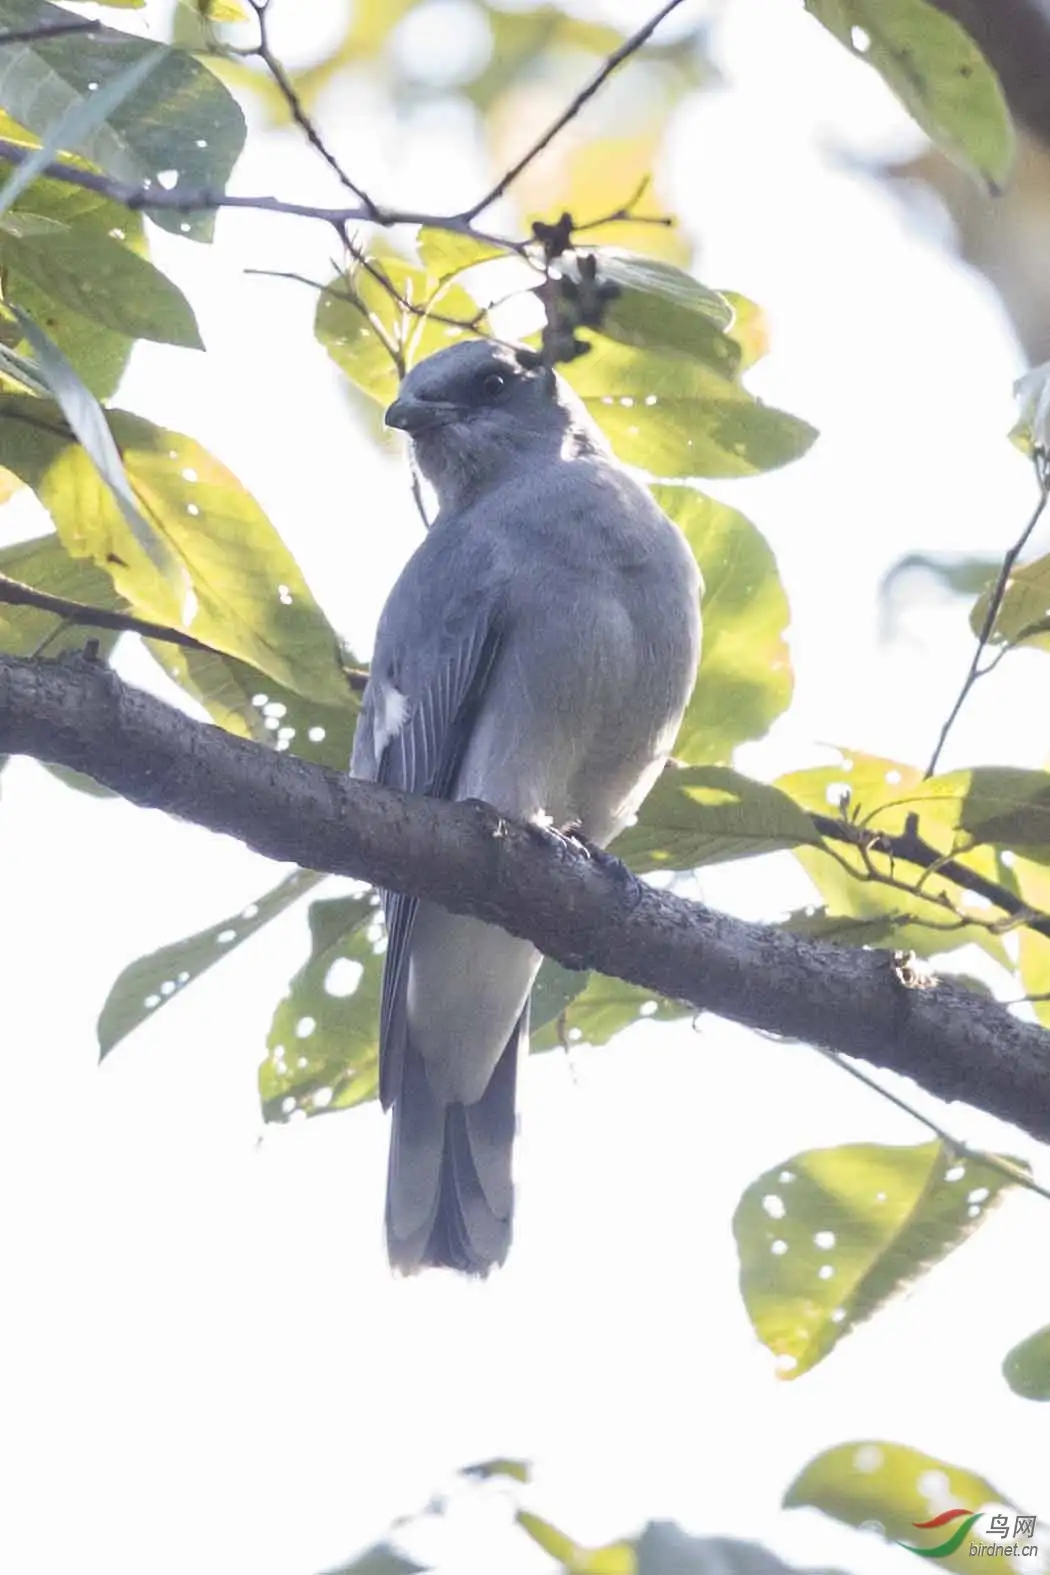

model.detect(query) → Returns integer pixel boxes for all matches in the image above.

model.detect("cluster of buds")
[528,212,620,367]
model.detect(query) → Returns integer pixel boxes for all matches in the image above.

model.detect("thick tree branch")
[1,651,1049,1144]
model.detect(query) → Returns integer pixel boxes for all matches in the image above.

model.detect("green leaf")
[780,907,906,947]
[415,226,503,278]
[1003,1324,1050,1401]
[531,968,688,1054]
[0,529,123,656]
[613,764,819,871]
[13,309,184,588]
[565,250,739,376]
[147,644,359,769]
[317,251,485,406]
[563,337,817,478]
[870,766,1050,853]
[2,228,202,347]
[656,486,793,763]
[177,0,250,20]
[0,0,246,241]
[785,1442,1026,1574]
[0,144,148,398]
[720,291,769,372]
[804,0,1014,188]
[973,550,1050,656]
[516,1512,635,1575]
[0,47,162,216]
[261,893,384,1121]
[734,1140,1020,1379]
[98,870,323,1057]
[778,750,1013,963]
[0,396,347,701]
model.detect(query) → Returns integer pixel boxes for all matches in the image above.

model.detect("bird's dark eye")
[480,371,507,400]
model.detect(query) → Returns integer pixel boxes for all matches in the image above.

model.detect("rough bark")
[2,650,1049,1142]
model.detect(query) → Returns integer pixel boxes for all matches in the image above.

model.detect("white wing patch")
[373,683,409,758]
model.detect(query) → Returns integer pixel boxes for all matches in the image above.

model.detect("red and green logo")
[899,1509,982,1559]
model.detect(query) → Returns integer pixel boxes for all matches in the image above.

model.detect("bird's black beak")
[385,396,459,434]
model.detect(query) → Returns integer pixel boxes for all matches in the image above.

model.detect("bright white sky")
[0,3,1047,1573]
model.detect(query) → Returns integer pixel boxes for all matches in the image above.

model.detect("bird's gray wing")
[355,607,504,1110]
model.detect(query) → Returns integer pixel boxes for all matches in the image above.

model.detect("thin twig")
[817,1047,1050,1204]
[0,572,221,655]
[812,812,1050,943]
[926,464,1050,777]
[246,0,377,214]
[0,19,99,46]
[459,0,689,221]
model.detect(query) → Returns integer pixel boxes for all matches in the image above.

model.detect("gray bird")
[351,338,701,1274]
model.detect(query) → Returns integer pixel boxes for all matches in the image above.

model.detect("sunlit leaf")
[14,310,183,586]
[805,0,1014,188]
[177,0,249,20]
[0,396,346,701]
[317,250,486,406]
[785,1441,1027,1574]
[98,869,323,1057]
[415,226,504,277]
[613,765,819,871]
[261,893,384,1121]
[1002,1323,1050,1401]
[721,291,769,372]
[778,750,1012,963]
[973,550,1050,657]
[0,0,246,240]
[566,338,817,478]
[656,487,792,763]
[516,1511,635,1575]
[0,528,123,656]
[735,1141,1020,1379]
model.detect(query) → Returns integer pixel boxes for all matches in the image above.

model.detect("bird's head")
[385,339,600,509]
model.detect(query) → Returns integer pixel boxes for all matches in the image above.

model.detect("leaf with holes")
[0,396,346,701]
[98,869,323,1057]
[735,1141,1022,1379]
[614,765,819,871]
[317,252,486,407]
[564,338,817,478]
[805,0,1014,188]
[564,250,739,377]
[657,487,792,763]
[516,1512,634,1575]
[532,968,688,1053]
[0,0,246,240]
[785,1442,1025,1573]
[1003,1323,1050,1401]
[146,644,359,770]
[261,894,384,1121]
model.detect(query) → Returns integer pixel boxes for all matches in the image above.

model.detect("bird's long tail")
[385,1007,526,1275]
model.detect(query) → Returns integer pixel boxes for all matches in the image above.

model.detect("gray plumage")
[351,338,701,1274]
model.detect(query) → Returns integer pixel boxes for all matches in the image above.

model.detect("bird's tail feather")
[386,1008,526,1275]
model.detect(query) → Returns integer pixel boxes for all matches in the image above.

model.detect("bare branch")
[926,462,1050,776]
[245,0,377,214]
[459,0,689,221]
[2,650,1049,1145]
